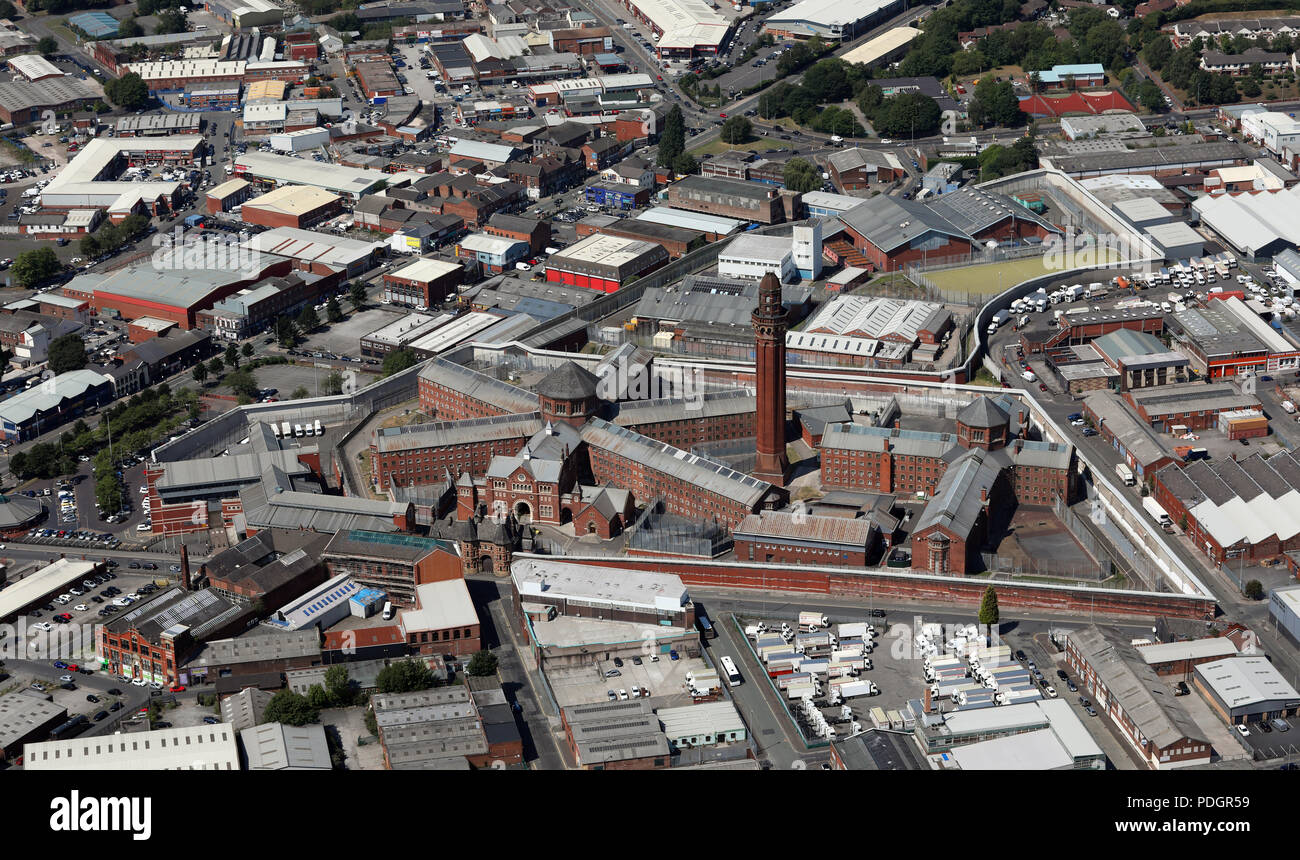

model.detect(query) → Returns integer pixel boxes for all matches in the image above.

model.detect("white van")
[293,423,304,437]
[382,601,394,620]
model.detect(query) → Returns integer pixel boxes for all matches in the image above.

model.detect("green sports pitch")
[922,248,1125,295]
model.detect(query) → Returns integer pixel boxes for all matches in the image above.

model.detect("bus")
[696,609,716,640]
[720,655,742,687]
[49,714,89,742]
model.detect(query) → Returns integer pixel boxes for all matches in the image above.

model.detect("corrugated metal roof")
[734,510,876,546]
[1068,626,1207,749]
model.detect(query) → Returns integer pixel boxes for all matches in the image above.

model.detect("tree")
[782,157,821,192]
[657,104,686,169]
[306,684,330,710]
[48,333,88,374]
[381,347,418,377]
[103,73,149,110]
[0,1,17,18]
[241,342,254,360]
[375,659,435,693]
[326,296,344,323]
[11,247,61,287]
[978,586,1000,626]
[276,317,298,348]
[224,343,240,369]
[79,234,101,258]
[117,16,144,39]
[207,356,224,376]
[349,281,367,310]
[324,665,354,707]
[466,650,499,677]
[801,58,851,102]
[672,152,699,176]
[153,7,187,35]
[37,36,56,57]
[225,367,258,400]
[95,472,122,516]
[719,116,752,145]
[874,93,943,138]
[191,362,208,385]
[291,385,309,400]
[263,689,319,726]
[323,371,344,396]
[1241,77,1262,98]
[1244,579,1264,600]
[1138,79,1165,112]
[297,305,320,332]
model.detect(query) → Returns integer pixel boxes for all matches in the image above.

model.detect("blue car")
[669,650,679,661]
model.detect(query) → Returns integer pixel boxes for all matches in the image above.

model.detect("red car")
[719,112,727,118]
[1038,383,1047,392]
[169,683,186,692]
[657,75,663,81]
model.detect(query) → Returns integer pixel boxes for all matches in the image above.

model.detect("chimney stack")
[180,543,190,591]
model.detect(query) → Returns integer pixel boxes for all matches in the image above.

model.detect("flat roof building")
[235,151,390,200]
[764,0,902,41]
[1194,656,1300,724]
[25,724,241,769]
[561,699,671,769]
[0,693,67,762]
[0,559,100,622]
[240,722,331,770]
[545,233,668,293]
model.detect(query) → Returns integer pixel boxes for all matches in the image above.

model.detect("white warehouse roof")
[1193,184,1300,255]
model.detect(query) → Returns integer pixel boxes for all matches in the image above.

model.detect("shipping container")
[886,709,904,729]
[786,683,818,700]
[798,660,830,676]
[869,707,889,728]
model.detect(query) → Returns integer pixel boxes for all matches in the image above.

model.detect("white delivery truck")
[1143,496,1173,527]
[1115,463,1136,486]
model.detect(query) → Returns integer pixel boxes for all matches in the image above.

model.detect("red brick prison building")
[836,186,1061,272]
[581,417,786,527]
[734,510,879,567]
[818,395,1074,575]
[418,356,540,420]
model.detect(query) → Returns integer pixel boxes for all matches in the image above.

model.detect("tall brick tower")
[752,271,789,486]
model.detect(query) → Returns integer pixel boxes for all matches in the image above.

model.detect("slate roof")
[956,396,1010,430]
[911,448,1001,540]
[536,360,599,400]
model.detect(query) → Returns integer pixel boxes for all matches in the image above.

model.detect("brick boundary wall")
[521,554,1216,620]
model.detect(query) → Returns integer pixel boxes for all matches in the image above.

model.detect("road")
[468,576,571,769]
[987,319,1300,693]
